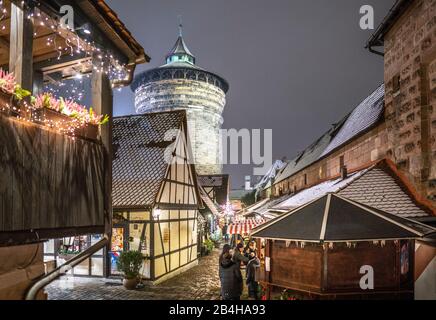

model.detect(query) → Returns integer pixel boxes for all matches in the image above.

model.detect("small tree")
[116,251,143,279]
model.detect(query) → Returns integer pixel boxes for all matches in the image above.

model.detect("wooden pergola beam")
[91,56,113,235]
[9,2,33,90]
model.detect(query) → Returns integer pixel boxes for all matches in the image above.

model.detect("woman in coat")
[219,244,243,300]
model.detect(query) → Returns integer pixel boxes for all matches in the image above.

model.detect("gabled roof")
[272,161,433,219]
[252,194,436,242]
[273,84,385,186]
[112,111,186,209]
[251,194,291,216]
[321,84,384,157]
[274,131,335,185]
[255,159,287,191]
[366,0,414,50]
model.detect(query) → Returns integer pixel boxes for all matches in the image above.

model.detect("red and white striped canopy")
[228,218,266,235]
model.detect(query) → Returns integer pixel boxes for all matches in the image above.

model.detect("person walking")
[219,244,243,300]
[246,253,260,299]
[233,242,250,266]
[222,223,228,243]
[244,240,257,259]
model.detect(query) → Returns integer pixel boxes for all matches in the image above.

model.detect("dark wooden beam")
[155,203,200,210]
[0,35,9,51]
[91,58,113,235]
[34,52,88,71]
[9,2,33,90]
[0,226,105,247]
[32,69,44,95]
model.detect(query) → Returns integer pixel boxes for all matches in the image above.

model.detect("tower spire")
[178,15,183,37]
[165,17,196,65]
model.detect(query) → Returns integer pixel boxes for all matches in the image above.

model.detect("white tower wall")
[134,79,226,174]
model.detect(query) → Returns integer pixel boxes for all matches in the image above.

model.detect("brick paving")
[46,248,223,300]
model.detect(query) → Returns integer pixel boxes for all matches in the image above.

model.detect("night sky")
[106,0,395,189]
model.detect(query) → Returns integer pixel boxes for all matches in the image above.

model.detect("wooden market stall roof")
[252,194,436,243]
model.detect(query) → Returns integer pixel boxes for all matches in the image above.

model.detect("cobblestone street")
[46,249,222,300]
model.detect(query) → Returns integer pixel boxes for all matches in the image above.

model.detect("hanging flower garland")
[31,92,109,126]
[0,69,31,100]
[0,68,108,139]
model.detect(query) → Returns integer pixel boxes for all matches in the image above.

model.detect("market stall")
[251,193,436,300]
[229,217,266,236]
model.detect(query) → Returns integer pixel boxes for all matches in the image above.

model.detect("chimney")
[340,165,348,180]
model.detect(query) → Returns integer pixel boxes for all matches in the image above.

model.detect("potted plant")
[279,289,300,300]
[203,239,215,254]
[116,250,143,290]
[32,93,71,125]
[73,107,109,140]
[57,249,80,261]
[0,69,31,114]
[31,93,109,140]
[0,70,15,109]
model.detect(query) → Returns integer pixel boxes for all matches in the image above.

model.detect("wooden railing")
[0,113,107,245]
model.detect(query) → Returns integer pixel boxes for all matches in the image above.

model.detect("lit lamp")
[75,23,91,35]
[153,207,161,220]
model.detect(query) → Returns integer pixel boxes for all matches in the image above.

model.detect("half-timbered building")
[111,110,202,283]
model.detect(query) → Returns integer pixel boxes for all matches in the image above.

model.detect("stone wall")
[384,0,436,202]
[271,123,388,196]
[135,79,226,175]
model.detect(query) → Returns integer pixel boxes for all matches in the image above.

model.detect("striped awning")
[228,218,267,235]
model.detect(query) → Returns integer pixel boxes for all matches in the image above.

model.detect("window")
[304,174,307,186]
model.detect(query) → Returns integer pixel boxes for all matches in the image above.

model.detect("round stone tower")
[132,28,229,175]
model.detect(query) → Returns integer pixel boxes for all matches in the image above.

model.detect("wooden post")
[265,239,272,300]
[32,70,44,96]
[9,2,33,90]
[91,61,113,236]
[150,219,155,280]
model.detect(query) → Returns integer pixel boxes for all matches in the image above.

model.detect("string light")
[16,1,131,84]
[1,69,106,140]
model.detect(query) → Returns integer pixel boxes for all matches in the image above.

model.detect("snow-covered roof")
[321,84,385,157]
[255,160,286,189]
[276,170,368,210]
[273,83,385,186]
[268,162,432,219]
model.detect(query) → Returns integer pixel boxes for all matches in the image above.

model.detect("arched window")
[174,70,184,79]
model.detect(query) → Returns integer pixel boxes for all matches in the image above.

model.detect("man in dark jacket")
[246,255,260,299]
[233,242,250,266]
[219,244,242,300]
[222,223,228,243]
